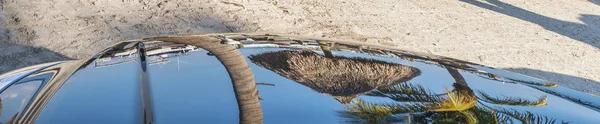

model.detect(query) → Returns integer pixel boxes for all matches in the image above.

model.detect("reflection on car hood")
[4,33,600,123]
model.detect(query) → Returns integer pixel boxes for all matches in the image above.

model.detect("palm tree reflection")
[249,50,421,104]
[342,67,558,123]
[148,35,564,123]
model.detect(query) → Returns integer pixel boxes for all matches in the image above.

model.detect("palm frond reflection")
[478,91,548,106]
[343,88,556,123]
[341,68,558,123]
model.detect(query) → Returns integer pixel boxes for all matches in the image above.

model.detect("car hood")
[3,33,600,123]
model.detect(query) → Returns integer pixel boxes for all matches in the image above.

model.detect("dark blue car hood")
[1,33,599,123]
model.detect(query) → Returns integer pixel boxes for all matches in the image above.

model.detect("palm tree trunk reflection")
[318,41,334,58]
[145,36,263,124]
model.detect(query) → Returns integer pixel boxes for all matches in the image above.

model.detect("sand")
[1,0,599,94]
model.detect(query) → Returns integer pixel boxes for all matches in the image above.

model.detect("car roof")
[5,33,600,123]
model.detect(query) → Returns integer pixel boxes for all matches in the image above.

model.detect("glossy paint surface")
[1,34,599,123]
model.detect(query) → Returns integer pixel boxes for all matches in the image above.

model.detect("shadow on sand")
[460,0,600,48]
[0,18,71,73]
[591,0,600,6]
[0,1,241,73]
[0,7,72,73]
[0,41,71,73]
[504,68,600,95]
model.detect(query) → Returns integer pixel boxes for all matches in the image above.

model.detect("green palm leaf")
[431,88,477,112]
[342,100,432,122]
[494,108,559,124]
[366,83,444,102]
[472,106,513,124]
[478,91,547,106]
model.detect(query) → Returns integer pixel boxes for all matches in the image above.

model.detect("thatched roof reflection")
[249,51,420,103]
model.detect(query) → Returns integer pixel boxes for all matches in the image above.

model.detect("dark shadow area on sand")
[0,1,241,73]
[0,17,71,73]
[460,0,600,48]
[590,0,600,6]
[504,68,600,95]
[0,41,72,73]
[0,6,72,73]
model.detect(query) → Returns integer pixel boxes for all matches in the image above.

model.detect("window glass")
[0,70,36,90]
[0,78,44,123]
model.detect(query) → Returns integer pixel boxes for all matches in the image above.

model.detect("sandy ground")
[1,0,599,94]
